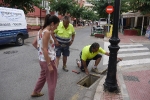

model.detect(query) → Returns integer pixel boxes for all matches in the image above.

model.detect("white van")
[99,18,107,27]
[0,7,29,46]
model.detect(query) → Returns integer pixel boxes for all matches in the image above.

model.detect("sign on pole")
[106,5,114,14]
[106,5,114,33]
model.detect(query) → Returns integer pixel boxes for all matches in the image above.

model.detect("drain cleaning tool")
[72,70,80,74]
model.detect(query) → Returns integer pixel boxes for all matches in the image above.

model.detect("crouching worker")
[76,42,122,75]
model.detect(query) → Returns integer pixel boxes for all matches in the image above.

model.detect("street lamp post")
[103,0,121,92]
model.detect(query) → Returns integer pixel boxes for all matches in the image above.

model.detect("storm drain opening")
[77,74,100,88]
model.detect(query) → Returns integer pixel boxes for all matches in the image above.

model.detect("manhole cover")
[148,80,150,84]
[123,75,140,82]
[77,74,100,88]
[4,50,18,54]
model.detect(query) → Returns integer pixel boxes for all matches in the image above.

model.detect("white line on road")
[119,47,149,52]
[103,42,110,65]
[119,44,143,48]
[118,58,150,66]
[118,52,150,57]
[103,42,150,65]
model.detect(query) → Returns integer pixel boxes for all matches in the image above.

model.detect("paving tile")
[123,70,150,100]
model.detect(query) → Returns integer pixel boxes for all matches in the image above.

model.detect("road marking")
[119,44,143,47]
[103,42,150,65]
[71,93,79,100]
[118,52,150,57]
[104,42,143,50]
[119,47,149,52]
[103,42,109,65]
[118,58,150,66]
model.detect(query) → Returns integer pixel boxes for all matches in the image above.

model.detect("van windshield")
[100,19,106,21]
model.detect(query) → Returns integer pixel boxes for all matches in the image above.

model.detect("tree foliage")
[0,0,42,14]
[90,0,110,18]
[87,0,150,17]
[87,0,129,18]
[128,0,150,14]
[82,10,98,21]
[49,0,76,15]
[69,4,85,19]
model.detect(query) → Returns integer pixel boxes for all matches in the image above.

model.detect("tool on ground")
[72,70,80,74]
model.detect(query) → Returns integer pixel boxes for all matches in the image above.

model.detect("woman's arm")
[42,31,53,71]
[32,37,37,49]
[51,31,59,46]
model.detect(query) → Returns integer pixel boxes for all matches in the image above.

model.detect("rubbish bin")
[104,24,113,38]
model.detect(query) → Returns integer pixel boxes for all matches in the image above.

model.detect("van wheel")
[16,35,24,46]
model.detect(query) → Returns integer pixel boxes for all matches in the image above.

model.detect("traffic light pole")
[103,0,120,92]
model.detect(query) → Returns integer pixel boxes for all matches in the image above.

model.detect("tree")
[87,0,150,17]
[87,0,111,18]
[49,0,75,16]
[69,4,85,20]
[87,0,129,18]
[0,0,42,14]
[128,0,150,14]
[82,10,98,21]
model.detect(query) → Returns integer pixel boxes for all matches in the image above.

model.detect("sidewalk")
[104,33,150,44]
[94,33,150,100]
[94,64,150,100]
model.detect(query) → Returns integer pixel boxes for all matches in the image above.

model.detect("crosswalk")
[103,42,150,67]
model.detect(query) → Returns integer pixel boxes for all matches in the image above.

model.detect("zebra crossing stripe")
[118,52,150,57]
[103,42,110,65]
[118,58,150,66]
[103,42,150,65]
[119,47,149,52]
[119,44,143,48]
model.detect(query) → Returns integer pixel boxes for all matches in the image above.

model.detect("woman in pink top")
[31,14,60,100]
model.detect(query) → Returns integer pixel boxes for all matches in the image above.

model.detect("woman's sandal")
[31,93,44,97]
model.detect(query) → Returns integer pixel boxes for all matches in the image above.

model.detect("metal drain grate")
[148,80,150,84]
[77,74,100,88]
[4,50,18,54]
[123,75,140,82]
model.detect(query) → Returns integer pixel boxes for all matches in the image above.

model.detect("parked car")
[0,7,29,46]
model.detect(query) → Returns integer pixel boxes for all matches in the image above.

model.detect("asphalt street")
[0,26,106,100]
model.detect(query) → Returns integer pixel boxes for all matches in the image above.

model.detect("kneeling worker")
[76,42,122,75]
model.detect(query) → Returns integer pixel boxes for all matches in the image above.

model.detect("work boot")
[76,59,85,72]
[76,59,81,68]
[91,68,101,74]
[62,65,69,72]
